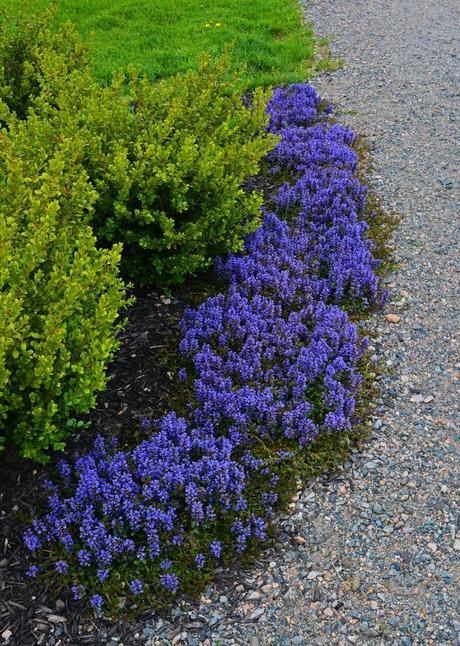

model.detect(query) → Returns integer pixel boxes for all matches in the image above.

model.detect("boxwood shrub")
[0,112,127,462]
[0,5,88,120]
[1,6,277,286]
[38,50,276,285]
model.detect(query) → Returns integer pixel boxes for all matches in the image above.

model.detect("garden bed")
[0,87,396,644]
[0,5,397,639]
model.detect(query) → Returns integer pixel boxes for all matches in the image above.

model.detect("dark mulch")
[0,287,189,646]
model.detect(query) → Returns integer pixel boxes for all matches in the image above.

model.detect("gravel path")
[143,2,460,644]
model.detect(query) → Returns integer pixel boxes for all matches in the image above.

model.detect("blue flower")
[159,573,179,593]
[71,584,84,600]
[210,541,222,559]
[159,559,171,570]
[55,560,68,574]
[130,578,143,595]
[90,594,102,610]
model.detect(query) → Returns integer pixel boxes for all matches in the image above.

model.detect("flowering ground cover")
[21,84,391,616]
[0,0,332,87]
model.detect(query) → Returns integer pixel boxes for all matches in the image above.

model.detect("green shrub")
[0,111,127,462]
[1,8,277,285]
[0,5,89,119]
[38,50,277,284]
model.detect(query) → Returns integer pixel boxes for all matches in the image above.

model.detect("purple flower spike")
[210,541,222,559]
[160,573,179,594]
[130,578,143,596]
[55,560,69,574]
[90,594,103,610]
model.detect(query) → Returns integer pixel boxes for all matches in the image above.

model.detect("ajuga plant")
[0,110,127,462]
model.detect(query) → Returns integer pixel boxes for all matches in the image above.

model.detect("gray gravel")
[144,1,460,644]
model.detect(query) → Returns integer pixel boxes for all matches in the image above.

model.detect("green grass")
[1,0,326,86]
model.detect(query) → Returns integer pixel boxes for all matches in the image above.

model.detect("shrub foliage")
[1,6,276,285]
[0,7,274,460]
[0,112,127,462]
[0,5,89,119]
[42,52,275,285]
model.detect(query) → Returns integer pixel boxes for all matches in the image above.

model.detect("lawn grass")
[0,0,326,86]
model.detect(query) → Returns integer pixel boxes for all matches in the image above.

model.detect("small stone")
[307,570,321,580]
[323,607,334,617]
[46,615,67,624]
[241,603,254,613]
[312,584,322,602]
[453,539,460,551]
[250,608,265,620]
[364,461,378,471]
[295,535,306,545]
[427,543,437,552]
[2,629,12,641]
[351,575,361,592]
[386,314,401,323]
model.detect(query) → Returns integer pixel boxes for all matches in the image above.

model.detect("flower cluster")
[25,84,381,609]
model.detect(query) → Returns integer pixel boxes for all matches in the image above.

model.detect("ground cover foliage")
[0,0,328,87]
[23,84,393,616]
